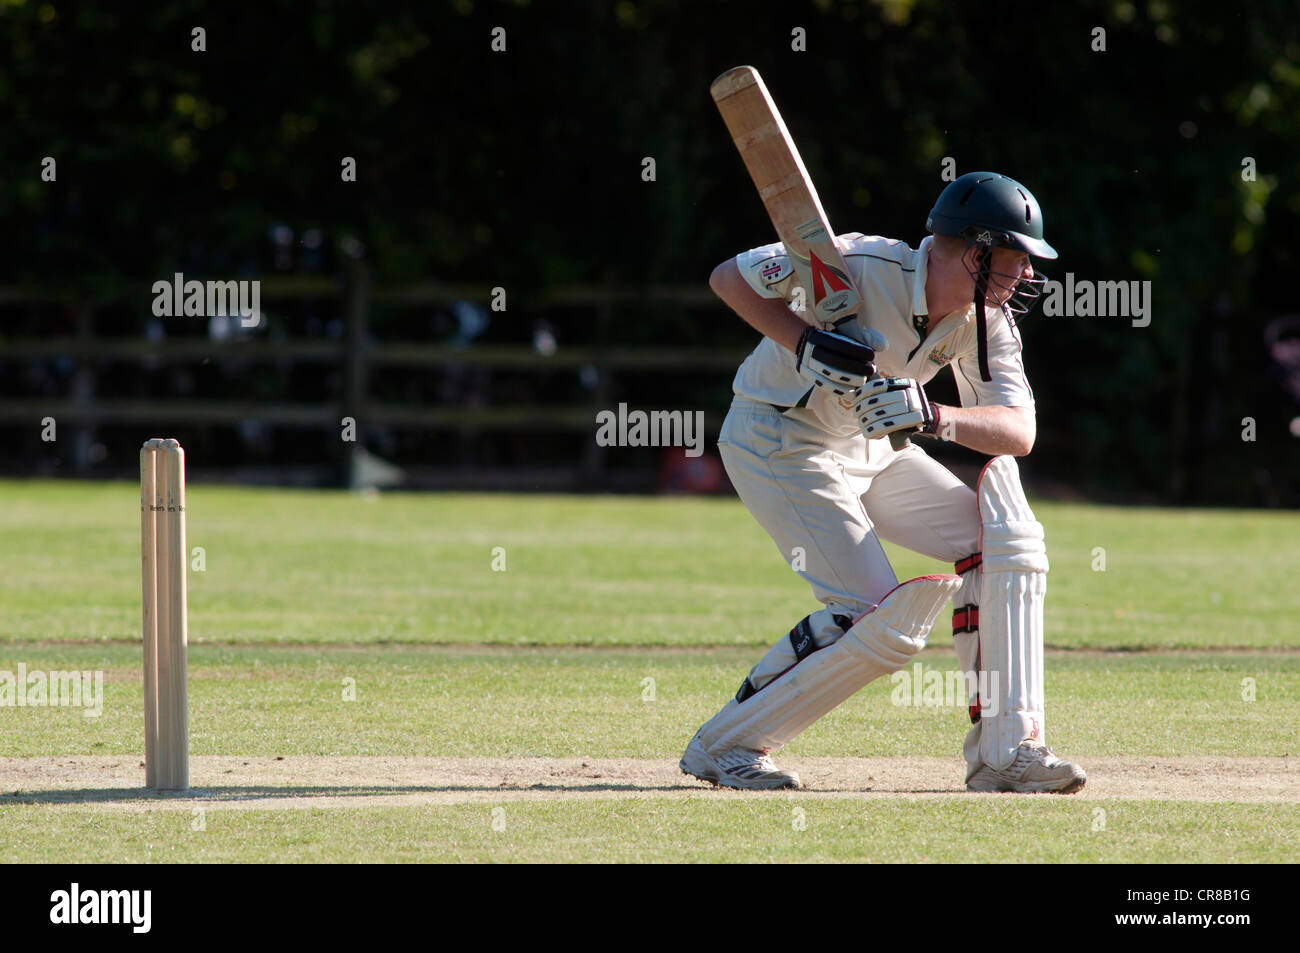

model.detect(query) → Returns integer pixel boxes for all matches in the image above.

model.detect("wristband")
[794,325,813,373]
[923,402,943,437]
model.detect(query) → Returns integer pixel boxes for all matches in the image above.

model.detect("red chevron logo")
[809,251,851,303]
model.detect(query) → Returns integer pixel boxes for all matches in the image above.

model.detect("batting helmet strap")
[973,248,993,382]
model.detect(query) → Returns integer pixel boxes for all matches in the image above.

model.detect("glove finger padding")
[795,327,877,396]
[854,377,936,437]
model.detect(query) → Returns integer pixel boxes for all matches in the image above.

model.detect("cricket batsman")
[680,172,1087,793]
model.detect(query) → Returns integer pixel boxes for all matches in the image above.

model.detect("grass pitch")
[1,481,1297,862]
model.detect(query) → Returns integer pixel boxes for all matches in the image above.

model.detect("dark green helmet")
[926,172,1057,260]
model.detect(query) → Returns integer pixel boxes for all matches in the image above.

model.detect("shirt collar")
[912,235,932,320]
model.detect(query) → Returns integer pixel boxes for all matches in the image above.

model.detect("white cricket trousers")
[718,397,979,627]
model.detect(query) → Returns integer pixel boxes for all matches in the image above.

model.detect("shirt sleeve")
[952,311,1035,409]
[736,242,802,302]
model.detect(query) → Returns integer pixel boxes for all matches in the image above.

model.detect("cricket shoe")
[679,733,802,790]
[967,740,1086,794]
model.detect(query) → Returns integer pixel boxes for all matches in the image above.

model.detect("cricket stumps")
[140,438,189,791]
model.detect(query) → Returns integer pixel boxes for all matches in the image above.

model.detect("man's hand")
[795,327,877,396]
[854,377,940,440]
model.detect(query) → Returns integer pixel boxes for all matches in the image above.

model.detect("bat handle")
[889,432,910,451]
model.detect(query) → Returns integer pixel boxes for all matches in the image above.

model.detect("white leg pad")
[976,456,1048,771]
[699,575,961,754]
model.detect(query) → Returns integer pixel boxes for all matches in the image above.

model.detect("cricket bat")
[710,65,860,328]
[712,66,908,447]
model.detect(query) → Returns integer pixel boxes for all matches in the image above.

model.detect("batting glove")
[854,377,941,439]
[795,327,877,397]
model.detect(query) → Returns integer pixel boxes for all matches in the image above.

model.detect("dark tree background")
[2,1,1297,503]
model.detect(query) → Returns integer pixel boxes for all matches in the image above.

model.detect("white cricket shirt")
[731,233,1035,436]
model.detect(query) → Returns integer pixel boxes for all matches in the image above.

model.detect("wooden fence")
[0,267,746,489]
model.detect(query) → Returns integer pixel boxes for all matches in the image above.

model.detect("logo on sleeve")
[758,257,792,284]
[926,346,952,367]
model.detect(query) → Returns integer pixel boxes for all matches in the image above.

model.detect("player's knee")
[842,576,961,671]
[844,619,926,671]
[841,606,931,672]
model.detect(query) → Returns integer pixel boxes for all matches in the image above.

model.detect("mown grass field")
[1,481,1298,863]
